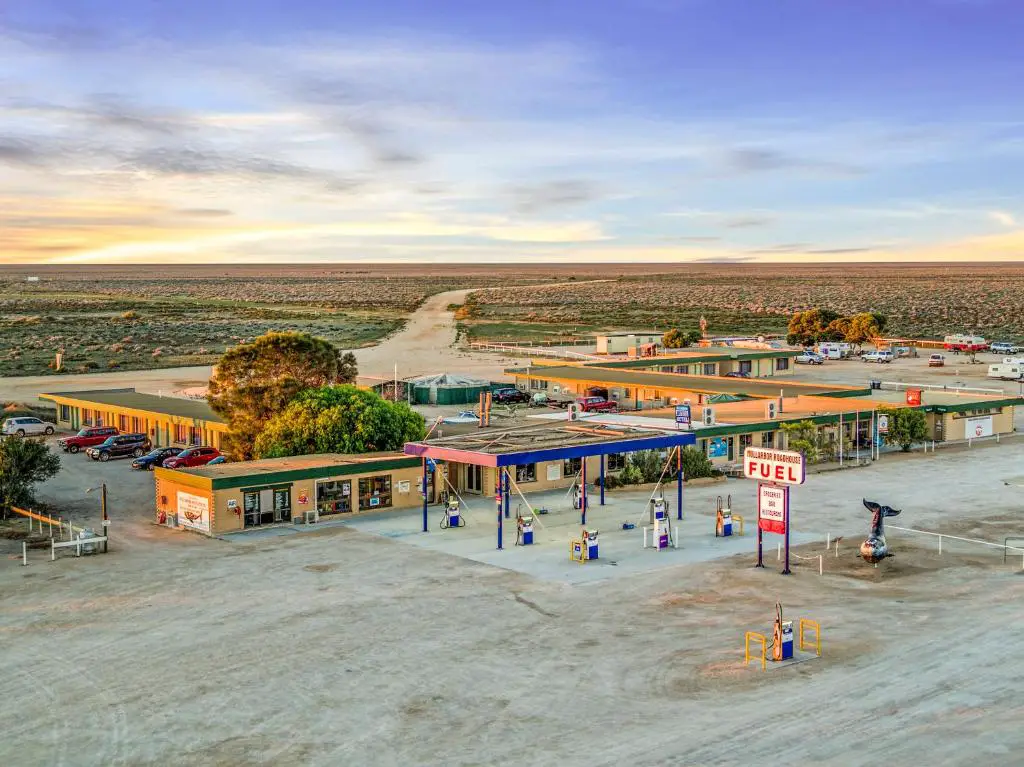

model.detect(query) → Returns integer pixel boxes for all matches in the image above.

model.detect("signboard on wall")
[758,484,788,535]
[297,489,309,505]
[547,463,560,481]
[905,388,923,406]
[708,438,728,458]
[877,414,890,434]
[965,415,993,438]
[177,491,210,532]
[397,480,411,493]
[743,447,806,485]
[675,404,691,427]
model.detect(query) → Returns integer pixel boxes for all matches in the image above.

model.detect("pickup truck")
[57,426,119,454]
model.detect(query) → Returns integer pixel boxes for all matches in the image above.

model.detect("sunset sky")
[2,0,1023,264]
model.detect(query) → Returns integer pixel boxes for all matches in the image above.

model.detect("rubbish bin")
[869,380,882,390]
[78,528,99,554]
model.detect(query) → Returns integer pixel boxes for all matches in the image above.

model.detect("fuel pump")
[770,602,794,662]
[440,497,465,529]
[647,496,673,550]
[715,494,733,537]
[516,513,534,546]
[583,528,599,560]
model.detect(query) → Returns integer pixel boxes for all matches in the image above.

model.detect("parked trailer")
[944,334,988,352]
[988,363,1024,381]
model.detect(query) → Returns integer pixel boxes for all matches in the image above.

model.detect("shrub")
[680,446,715,480]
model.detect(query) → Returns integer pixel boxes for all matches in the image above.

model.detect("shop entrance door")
[259,489,275,525]
[244,491,260,528]
[466,464,482,494]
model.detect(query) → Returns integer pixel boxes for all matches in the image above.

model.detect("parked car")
[206,455,227,465]
[928,354,946,368]
[990,341,1021,355]
[57,426,119,453]
[161,446,222,469]
[492,387,530,405]
[131,446,184,470]
[86,433,151,462]
[722,371,750,378]
[795,352,825,365]
[573,396,617,413]
[1,416,56,437]
[862,351,894,363]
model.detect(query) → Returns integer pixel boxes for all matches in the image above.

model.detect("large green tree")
[879,406,929,452]
[207,332,356,460]
[662,329,703,349]
[0,437,61,520]
[780,419,832,464]
[254,385,426,459]
[786,309,841,346]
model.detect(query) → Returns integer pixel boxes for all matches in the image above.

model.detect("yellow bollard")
[799,619,821,657]
[744,631,767,671]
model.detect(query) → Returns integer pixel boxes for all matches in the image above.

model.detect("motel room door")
[466,464,482,494]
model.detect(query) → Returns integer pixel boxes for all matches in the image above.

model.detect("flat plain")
[3,263,1023,377]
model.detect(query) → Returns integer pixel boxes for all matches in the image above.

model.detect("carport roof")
[404,422,696,467]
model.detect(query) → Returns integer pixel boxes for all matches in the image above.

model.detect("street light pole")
[101,483,108,553]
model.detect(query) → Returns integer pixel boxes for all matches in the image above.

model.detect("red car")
[161,446,222,469]
[57,426,119,454]
[574,396,618,413]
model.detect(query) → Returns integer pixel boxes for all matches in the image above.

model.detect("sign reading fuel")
[743,447,806,486]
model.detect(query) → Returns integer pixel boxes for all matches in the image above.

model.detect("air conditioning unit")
[303,511,317,525]
[766,401,778,420]
[165,513,178,528]
[567,403,582,422]
[703,406,715,426]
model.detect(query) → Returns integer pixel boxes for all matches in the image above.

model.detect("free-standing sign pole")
[782,486,791,575]
[676,446,683,521]
[496,471,503,550]
[421,458,428,533]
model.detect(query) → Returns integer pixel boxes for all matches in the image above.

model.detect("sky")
[2,0,1024,264]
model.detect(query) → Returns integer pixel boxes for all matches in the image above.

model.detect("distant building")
[595,332,662,355]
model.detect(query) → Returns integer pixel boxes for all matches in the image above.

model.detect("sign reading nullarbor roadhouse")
[743,447,806,486]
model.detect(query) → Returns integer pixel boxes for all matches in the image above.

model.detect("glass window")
[60,405,71,421]
[273,488,291,522]
[563,457,582,477]
[118,414,128,431]
[703,363,716,375]
[174,424,188,443]
[516,464,537,483]
[243,491,260,527]
[317,479,352,514]
[607,453,626,471]
[739,361,752,374]
[189,427,202,446]
[359,475,392,510]
[776,358,790,371]
[761,431,776,448]
[739,433,753,455]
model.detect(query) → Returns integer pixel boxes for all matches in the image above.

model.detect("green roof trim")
[922,396,1024,414]
[208,457,421,490]
[587,349,798,369]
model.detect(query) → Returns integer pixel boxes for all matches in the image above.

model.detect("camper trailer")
[816,342,851,359]
[943,334,988,352]
[988,362,1024,380]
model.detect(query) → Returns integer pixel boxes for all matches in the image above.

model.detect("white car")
[1,416,57,437]
[795,352,825,365]
[990,342,1021,355]
[861,351,893,364]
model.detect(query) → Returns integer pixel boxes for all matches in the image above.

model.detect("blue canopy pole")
[496,471,503,550]
[503,469,510,519]
[676,447,684,521]
[421,458,429,532]
[581,458,588,525]
[599,455,606,505]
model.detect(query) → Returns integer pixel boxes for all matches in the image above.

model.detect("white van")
[988,363,1024,380]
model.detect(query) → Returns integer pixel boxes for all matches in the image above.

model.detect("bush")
[680,446,715,480]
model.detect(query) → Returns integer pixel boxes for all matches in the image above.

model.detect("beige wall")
[940,406,1015,441]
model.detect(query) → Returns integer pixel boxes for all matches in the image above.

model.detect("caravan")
[988,362,1024,381]
[816,342,851,359]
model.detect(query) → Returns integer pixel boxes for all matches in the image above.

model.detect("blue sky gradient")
[1,0,1022,263]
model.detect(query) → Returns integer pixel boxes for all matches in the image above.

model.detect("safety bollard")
[22,542,27,566]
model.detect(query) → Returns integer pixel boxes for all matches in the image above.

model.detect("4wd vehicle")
[795,352,824,365]
[57,426,119,453]
[1,416,56,437]
[161,446,222,469]
[928,354,946,368]
[573,396,617,413]
[862,351,893,364]
[492,387,530,405]
[990,341,1021,355]
[131,446,184,470]
[86,433,152,462]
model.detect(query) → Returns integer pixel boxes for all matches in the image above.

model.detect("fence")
[12,506,107,565]
[468,342,603,361]
[887,525,1024,568]
[10,506,83,540]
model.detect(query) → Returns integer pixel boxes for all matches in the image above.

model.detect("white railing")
[469,342,603,361]
[876,381,1004,394]
[887,525,1024,568]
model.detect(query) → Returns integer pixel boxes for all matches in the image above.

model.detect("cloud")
[722,216,774,229]
[506,180,602,214]
[175,208,234,218]
[0,137,45,167]
[989,210,1016,227]
[722,146,863,176]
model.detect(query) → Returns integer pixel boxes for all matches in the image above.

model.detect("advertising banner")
[177,491,210,533]
[758,484,788,535]
[965,415,993,439]
[743,447,806,485]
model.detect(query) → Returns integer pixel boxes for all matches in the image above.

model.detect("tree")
[207,332,356,460]
[879,406,928,452]
[0,438,61,520]
[780,419,830,464]
[254,385,426,458]
[680,446,715,479]
[845,312,884,345]
[663,329,703,349]
[786,309,841,346]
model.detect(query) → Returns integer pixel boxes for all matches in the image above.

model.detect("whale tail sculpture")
[860,499,901,563]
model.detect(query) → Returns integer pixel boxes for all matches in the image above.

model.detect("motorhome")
[988,362,1024,380]
[943,334,988,352]
[816,342,851,359]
